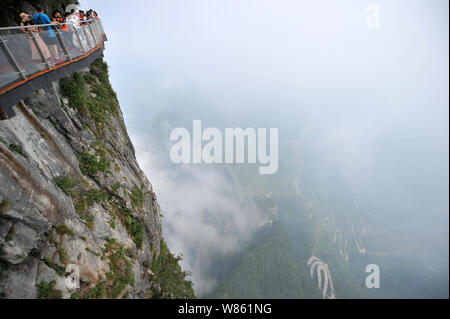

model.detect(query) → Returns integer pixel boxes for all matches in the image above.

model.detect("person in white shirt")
[66,9,85,51]
[66,9,80,28]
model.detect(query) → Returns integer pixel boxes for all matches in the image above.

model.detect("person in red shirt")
[52,10,74,50]
[78,10,86,25]
[52,10,68,29]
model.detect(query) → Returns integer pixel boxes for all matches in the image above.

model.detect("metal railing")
[0,18,106,92]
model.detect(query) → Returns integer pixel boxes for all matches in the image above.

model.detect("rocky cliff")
[0,55,194,298]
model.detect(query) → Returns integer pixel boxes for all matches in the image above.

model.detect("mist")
[132,133,265,294]
[80,0,449,296]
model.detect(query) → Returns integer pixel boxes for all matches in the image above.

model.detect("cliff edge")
[0,55,194,298]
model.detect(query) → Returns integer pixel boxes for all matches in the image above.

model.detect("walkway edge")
[0,43,105,119]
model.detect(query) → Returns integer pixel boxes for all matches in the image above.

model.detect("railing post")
[29,31,52,69]
[92,21,101,43]
[98,20,105,37]
[82,26,93,50]
[0,36,27,80]
[95,20,103,39]
[73,27,86,54]
[54,27,72,61]
[87,22,98,47]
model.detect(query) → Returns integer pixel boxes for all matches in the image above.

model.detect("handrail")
[0,18,100,31]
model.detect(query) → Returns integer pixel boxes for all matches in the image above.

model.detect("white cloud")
[132,134,265,295]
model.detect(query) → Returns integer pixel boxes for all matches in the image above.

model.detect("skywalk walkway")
[0,18,107,119]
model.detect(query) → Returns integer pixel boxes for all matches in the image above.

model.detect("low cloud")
[132,134,265,295]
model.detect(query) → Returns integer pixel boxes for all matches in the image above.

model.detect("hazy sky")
[79,0,449,294]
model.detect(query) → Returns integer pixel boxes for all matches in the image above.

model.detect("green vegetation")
[89,239,134,299]
[109,217,116,229]
[56,225,75,237]
[57,247,68,265]
[130,183,148,211]
[37,281,63,299]
[123,211,145,249]
[4,225,15,243]
[112,182,121,193]
[84,213,95,231]
[54,175,107,206]
[44,260,66,277]
[106,242,134,298]
[149,239,195,299]
[87,281,106,299]
[70,292,81,299]
[9,144,28,159]
[85,188,108,206]
[0,200,12,214]
[105,195,147,250]
[90,58,111,85]
[59,57,133,145]
[86,247,100,257]
[54,175,80,196]
[59,58,120,134]
[208,222,307,299]
[75,200,87,215]
[59,73,88,114]
[52,173,108,231]
[79,147,110,176]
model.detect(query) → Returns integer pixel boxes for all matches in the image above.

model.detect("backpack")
[34,13,43,25]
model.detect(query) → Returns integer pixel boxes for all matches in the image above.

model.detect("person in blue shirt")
[33,7,62,62]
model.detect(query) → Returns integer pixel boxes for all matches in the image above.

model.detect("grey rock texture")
[0,60,166,299]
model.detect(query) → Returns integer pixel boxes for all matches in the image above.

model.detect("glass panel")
[1,29,50,77]
[34,25,66,66]
[88,22,97,45]
[98,21,104,40]
[79,26,90,51]
[91,21,102,45]
[86,23,96,47]
[54,28,73,61]
[98,20,105,35]
[62,24,83,59]
[72,26,88,54]
[0,42,19,89]
[82,25,95,50]
[0,19,106,90]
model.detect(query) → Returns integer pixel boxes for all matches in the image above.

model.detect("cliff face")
[0,59,194,299]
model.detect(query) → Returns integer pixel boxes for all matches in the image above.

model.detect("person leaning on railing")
[66,9,85,52]
[66,9,80,28]
[33,7,64,63]
[52,10,76,53]
[52,10,68,31]
[78,10,87,26]
[19,12,52,62]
